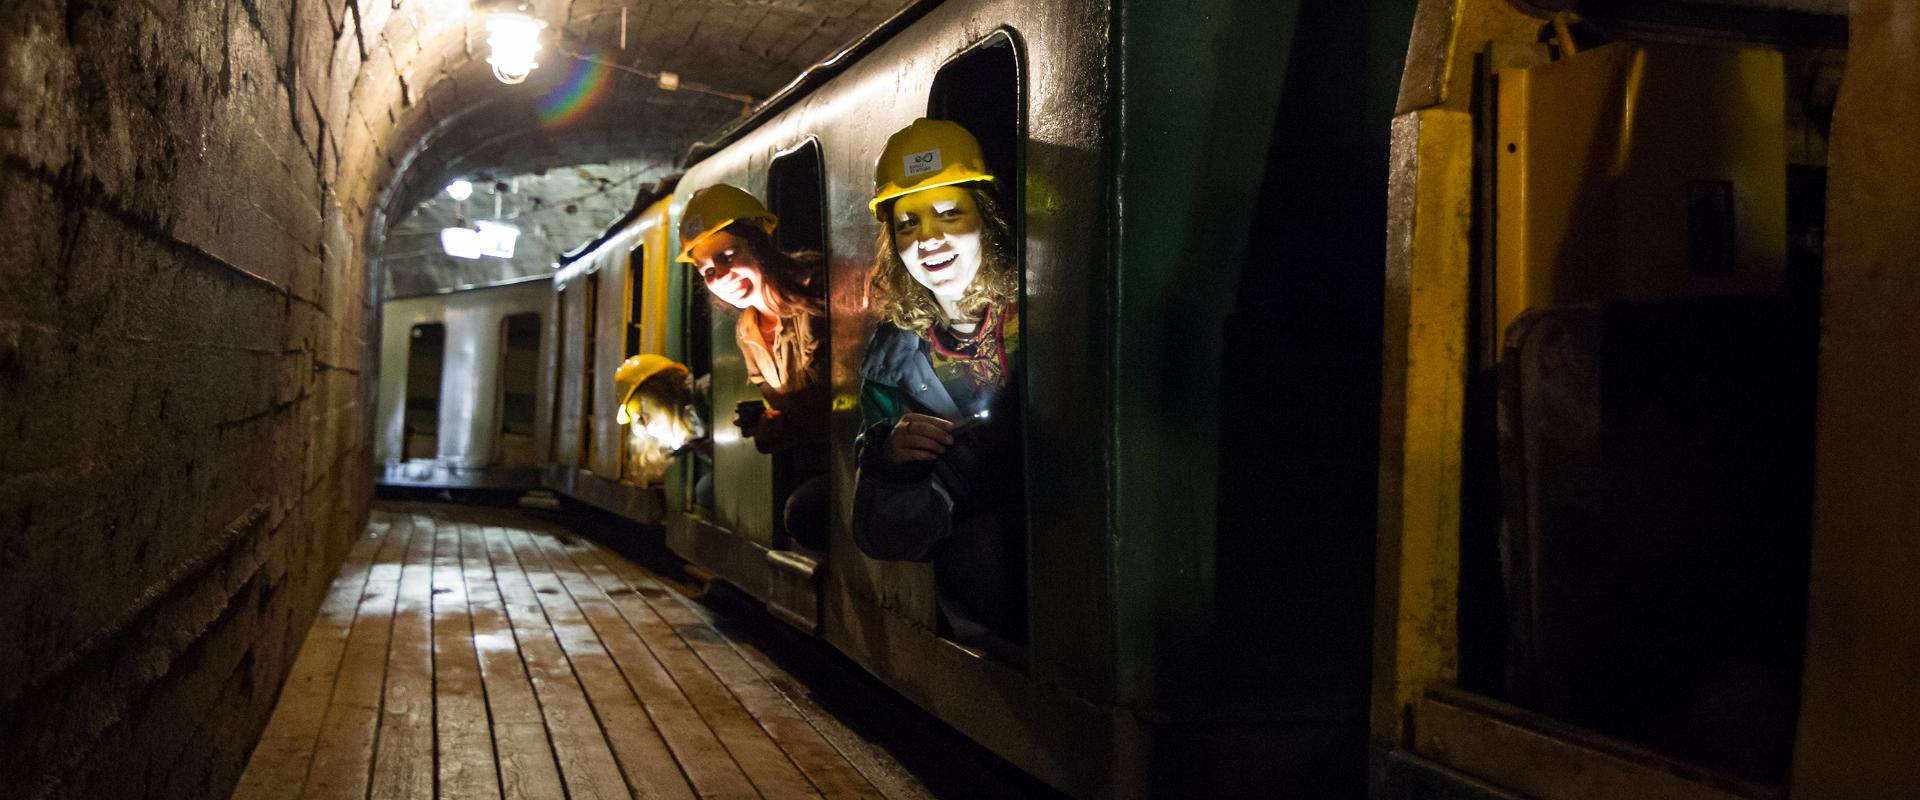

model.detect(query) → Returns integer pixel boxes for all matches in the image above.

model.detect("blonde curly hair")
[869,184,1017,334]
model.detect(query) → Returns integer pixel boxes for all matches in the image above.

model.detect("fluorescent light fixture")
[475,220,520,259]
[445,179,473,201]
[440,221,519,260]
[486,13,545,84]
[440,226,483,259]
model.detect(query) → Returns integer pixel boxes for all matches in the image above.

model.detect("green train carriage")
[548,0,1421,796]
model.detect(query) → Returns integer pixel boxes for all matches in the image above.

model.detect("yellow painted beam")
[1373,107,1475,744]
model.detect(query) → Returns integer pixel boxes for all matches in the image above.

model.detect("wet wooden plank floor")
[233,502,931,800]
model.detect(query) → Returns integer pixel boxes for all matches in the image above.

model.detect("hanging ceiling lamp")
[486,11,546,84]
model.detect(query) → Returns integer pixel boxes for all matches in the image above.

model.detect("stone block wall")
[0,0,911,795]
[0,1,373,796]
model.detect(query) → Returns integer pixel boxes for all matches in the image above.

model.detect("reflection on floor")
[232,502,926,800]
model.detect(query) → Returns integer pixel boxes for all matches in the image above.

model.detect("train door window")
[765,140,830,553]
[580,271,601,468]
[498,313,541,466]
[403,323,446,461]
[625,247,646,357]
[886,33,1023,654]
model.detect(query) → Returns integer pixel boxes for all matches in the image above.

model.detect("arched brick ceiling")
[335,0,912,284]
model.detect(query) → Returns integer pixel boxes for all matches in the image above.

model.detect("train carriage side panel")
[586,225,636,479]
[550,217,669,522]
[1106,0,1423,793]
[375,278,554,488]
[549,271,588,478]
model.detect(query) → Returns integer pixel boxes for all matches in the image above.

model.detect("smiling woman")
[853,119,1027,656]
[679,185,833,548]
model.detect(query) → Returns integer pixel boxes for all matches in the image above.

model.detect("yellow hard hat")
[869,118,995,218]
[615,354,689,410]
[677,184,777,263]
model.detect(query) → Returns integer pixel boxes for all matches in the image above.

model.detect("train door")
[579,271,601,469]
[1374,4,1844,797]
[548,285,569,464]
[619,244,654,485]
[496,312,541,467]
[923,31,1028,653]
[403,322,446,461]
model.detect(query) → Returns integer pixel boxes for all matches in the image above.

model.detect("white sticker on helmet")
[903,148,943,177]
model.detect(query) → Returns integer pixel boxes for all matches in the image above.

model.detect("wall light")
[486,13,546,84]
[445,179,473,201]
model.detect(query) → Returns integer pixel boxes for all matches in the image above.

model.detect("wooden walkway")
[234,502,928,800]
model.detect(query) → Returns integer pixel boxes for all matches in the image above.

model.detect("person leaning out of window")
[853,119,1027,652]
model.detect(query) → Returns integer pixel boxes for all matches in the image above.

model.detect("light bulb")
[486,13,545,84]
[445,179,472,201]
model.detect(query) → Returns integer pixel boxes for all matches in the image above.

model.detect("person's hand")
[883,413,954,464]
[734,400,766,436]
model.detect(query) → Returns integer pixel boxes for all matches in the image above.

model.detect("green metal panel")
[1110,0,1418,793]
[1108,0,1306,705]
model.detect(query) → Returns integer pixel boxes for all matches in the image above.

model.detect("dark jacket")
[852,323,1026,643]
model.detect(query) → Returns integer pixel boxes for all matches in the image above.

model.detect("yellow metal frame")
[631,196,675,360]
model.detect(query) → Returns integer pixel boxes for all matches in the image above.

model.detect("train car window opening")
[498,313,542,466]
[765,139,831,553]
[403,323,447,461]
[768,140,828,255]
[687,277,715,514]
[919,29,1029,653]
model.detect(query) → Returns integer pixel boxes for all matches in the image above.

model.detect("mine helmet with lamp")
[614,354,689,423]
[869,118,995,218]
[676,184,777,263]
